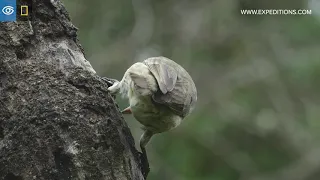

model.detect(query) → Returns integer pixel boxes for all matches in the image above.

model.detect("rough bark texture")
[0,0,144,179]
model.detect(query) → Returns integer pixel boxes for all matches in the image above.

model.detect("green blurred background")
[62,0,320,179]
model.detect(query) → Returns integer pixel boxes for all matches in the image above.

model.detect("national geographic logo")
[16,0,33,21]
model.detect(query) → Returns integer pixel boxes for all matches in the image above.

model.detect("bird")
[107,56,197,177]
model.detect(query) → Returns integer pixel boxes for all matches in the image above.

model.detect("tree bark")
[0,0,144,179]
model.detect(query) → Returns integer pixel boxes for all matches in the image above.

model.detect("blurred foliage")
[63,0,320,179]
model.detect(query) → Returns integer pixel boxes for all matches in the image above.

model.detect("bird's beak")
[121,106,132,114]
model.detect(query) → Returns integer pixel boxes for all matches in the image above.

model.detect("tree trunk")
[0,0,144,179]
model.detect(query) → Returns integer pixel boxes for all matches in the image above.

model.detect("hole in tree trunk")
[4,173,23,180]
[0,125,4,139]
[53,148,73,180]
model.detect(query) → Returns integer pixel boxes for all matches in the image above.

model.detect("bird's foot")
[107,81,120,95]
[100,77,120,99]
[100,77,119,88]
[139,149,150,179]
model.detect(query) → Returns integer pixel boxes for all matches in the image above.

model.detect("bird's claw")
[107,81,120,94]
[100,77,119,87]
[100,77,120,98]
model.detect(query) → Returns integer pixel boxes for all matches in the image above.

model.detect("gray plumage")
[108,56,197,149]
[143,57,197,118]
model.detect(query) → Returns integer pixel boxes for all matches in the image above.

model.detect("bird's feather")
[143,57,197,118]
[145,61,177,94]
[129,72,149,89]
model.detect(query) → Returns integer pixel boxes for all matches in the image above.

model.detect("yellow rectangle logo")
[21,5,28,16]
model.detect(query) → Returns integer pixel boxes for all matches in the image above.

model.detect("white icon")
[2,6,14,16]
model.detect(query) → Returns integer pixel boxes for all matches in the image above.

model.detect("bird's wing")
[144,57,195,117]
[144,59,177,94]
[152,82,192,117]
